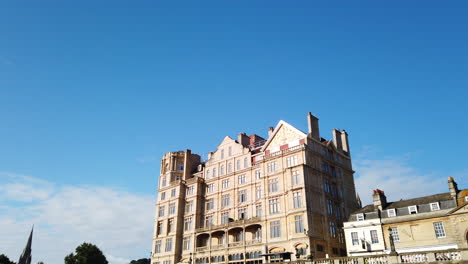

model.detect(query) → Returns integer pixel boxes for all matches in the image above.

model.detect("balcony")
[195,217,262,233]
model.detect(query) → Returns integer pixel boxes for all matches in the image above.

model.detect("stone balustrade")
[261,248,468,264]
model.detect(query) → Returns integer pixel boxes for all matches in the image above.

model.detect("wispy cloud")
[353,148,456,205]
[0,172,156,264]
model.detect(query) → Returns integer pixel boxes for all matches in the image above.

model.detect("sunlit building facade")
[151,113,359,264]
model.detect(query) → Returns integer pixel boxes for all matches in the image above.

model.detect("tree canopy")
[0,254,15,264]
[129,259,150,264]
[64,243,108,264]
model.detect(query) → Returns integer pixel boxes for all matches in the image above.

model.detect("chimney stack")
[341,130,350,154]
[448,176,458,201]
[332,129,343,151]
[268,127,274,138]
[237,132,250,147]
[307,112,320,140]
[373,189,387,211]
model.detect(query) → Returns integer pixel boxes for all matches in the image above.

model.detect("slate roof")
[384,192,452,209]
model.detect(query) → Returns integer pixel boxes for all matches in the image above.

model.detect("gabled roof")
[261,120,307,151]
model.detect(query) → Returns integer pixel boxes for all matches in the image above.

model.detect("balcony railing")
[195,217,262,233]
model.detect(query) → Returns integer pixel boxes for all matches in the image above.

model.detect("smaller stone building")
[344,177,468,256]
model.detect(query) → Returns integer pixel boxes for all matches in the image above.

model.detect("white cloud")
[353,153,450,206]
[0,172,156,264]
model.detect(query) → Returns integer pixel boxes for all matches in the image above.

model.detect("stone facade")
[151,113,360,264]
[344,177,468,256]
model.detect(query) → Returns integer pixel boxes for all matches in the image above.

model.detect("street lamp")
[189,252,193,264]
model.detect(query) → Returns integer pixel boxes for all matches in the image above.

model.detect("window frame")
[356,213,364,221]
[408,205,418,214]
[387,209,396,217]
[433,222,446,238]
[430,202,440,211]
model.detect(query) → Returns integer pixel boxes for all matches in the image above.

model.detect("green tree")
[0,254,15,264]
[37,262,45,264]
[64,243,108,264]
[129,259,150,264]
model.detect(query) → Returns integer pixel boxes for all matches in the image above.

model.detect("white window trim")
[430,202,440,211]
[465,196,468,202]
[387,209,396,217]
[356,213,364,221]
[408,205,418,214]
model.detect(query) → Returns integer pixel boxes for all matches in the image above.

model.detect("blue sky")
[1,1,467,263]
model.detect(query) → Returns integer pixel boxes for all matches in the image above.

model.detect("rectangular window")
[157,221,163,235]
[221,149,224,159]
[390,227,400,242]
[163,261,171,264]
[184,217,192,231]
[269,198,280,214]
[165,238,172,252]
[292,170,300,185]
[286,156,298,167]
[351,232,359,245]
[238,190,247,203]
[206,183,215,193]
[185,201,193,213]
[255,170,261,180]
[267,162,277,173]
[222,179,230,189]
[221,194,230,207]
[430,202,440,211]
[159,206,165,217]
[293,192,302,208]
[238,208,247,219]
[331,166,336,178]
[329,222,336,238]
[356,213,364,221]
[221,212,229,224]
[244,157,248,168]
[322,161,329,173]
[269,178,278,192]
[162,176,167,187]
[295,215,304,233]
[220,165,225,175]
[167,218,174,233]
[238,174,246,184]
[205,215,213,227]
[205,169,210,179]
[408,205,418,214]
[206,198,214,210]
[213,168,217,177]
[186,186,194,196]
[370,230,379,244]
[160,192,166,201]
[270,220,281,238]
[434,222,446,238]
[324,179,331,193]
[237,160,241,170]
[256,186,262,200]
[256,204,262,217]
[169,203,176,215]
[327,200,333,215]
[228,162,232,173]
[183,236,191,251]
[155,240,162,253]
[387,209,396,217]
[171,189,176,197]
[228,146,232,156]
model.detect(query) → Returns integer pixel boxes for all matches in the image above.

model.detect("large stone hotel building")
[151,113,359,264]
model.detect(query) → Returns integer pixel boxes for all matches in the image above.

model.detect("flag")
[18,226,33,264]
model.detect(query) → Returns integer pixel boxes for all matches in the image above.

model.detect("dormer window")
[465,196,468,202]
[356,213,364,221]
[430,202,440,211]
[387,209,396,217]
[408,205,418,214]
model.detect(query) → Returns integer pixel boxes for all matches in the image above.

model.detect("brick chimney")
[237,132,250,147]
[373,189,387,211]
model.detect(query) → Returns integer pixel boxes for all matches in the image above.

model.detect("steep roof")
[385,192,451,209]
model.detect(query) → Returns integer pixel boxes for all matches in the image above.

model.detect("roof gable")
[448,201,468,215]
[261,120,307,151]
